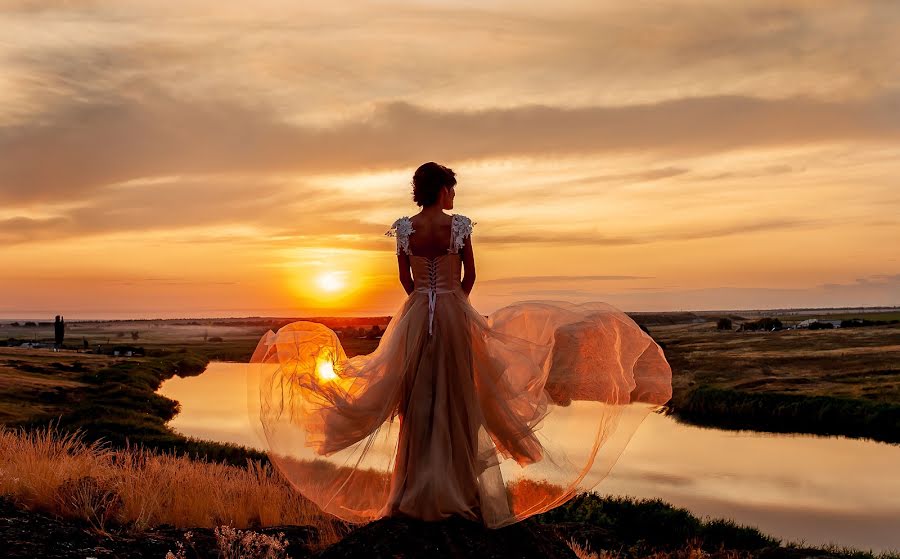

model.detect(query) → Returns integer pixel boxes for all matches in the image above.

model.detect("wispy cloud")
[479,275,654,285]
[489,274,900,312]
[3,93,899,205]
[0,1,898,315]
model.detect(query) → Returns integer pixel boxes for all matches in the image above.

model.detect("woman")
[248,162,672,528]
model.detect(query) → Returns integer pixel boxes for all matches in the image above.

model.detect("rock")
[314,515,577,559]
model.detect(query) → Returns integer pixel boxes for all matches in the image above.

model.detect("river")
[158,362,900,552]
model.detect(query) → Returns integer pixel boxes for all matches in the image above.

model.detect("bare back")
[387,212,477,296]
[407,212,454,257]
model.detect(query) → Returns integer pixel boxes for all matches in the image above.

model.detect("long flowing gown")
[246,214,672,528]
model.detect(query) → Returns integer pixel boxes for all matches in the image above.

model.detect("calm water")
[158,362,900,552]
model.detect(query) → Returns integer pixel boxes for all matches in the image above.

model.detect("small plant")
[165,531,193,559]
[568,538,601,559]
[215,525,290,559]
[56,475,122,534]
[165,541,186,559]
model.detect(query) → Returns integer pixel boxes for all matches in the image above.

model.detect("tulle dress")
[246,213,672,528]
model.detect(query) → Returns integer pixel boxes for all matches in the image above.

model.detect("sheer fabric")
[247,217,672,528]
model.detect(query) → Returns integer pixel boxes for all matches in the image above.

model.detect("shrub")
[738,317,783,331]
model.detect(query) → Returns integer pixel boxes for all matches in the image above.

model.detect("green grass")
[670,386,900,444]
[538,494,778,552]
[538,494,900,559]
[13,349,269,466]
[649,319,900,442]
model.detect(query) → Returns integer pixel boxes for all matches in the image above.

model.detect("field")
[1,309,899,445]
[0,317,385,363]
[644,312,900,442]
[0,309,898,557]
[652,317,899,404]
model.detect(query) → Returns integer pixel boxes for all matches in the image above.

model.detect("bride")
[247,162,672,528]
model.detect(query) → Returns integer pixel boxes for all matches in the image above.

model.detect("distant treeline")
[736,317,783,331]
[626,312,714,326]
[2,337,146,355]
[719,317,900,332]
[336,325,384,339]
[840,318,900,328]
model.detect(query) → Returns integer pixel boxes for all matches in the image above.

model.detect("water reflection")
[158,362,900,552]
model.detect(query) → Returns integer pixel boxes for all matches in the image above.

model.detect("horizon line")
[2,304,899,322]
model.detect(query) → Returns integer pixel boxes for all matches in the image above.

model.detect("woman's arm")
[397,251,414,295]
[461,234,476,296]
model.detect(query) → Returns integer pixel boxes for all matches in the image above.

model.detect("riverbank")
[0,346,266,466]
[673,385,900,443]
[650,314,900,443]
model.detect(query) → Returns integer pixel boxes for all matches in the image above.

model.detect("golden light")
[316,271,346,293]
[316,357,338,381]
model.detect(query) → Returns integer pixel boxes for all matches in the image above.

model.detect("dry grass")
[0,425,340,546]
[567,538,602,559]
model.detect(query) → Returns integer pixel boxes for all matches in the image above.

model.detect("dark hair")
[412,162,456,207]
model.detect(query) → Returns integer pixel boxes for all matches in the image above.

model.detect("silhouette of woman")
[248,162,672,527]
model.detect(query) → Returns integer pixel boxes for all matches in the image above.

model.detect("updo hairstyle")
[412,162,456,207]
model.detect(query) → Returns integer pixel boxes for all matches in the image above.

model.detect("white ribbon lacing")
[426,258,438,336]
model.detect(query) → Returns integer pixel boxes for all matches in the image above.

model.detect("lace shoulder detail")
[385,216,416,255]
[449,214,475,253]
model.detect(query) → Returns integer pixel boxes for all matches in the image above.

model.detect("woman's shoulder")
[385,216,417,255]
[451,213,476,234]
[450,213,476,252]
[385,216,415,238]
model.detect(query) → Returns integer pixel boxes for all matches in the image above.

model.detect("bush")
[738,317,783,331]
[674,386,900,444]
[841,318,900,328]
[537,493,776,552]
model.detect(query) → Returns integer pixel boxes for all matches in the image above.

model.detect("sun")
[316,271,346,293]
[316,358,338,381]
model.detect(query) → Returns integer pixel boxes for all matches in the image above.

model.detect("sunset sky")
[1,1,898,318]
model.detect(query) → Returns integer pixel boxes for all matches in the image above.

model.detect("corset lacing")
[426,257,438,335]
